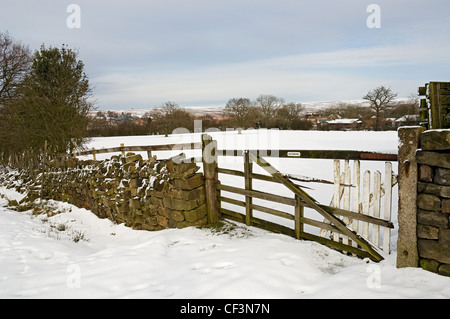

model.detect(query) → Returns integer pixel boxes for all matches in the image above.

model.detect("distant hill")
[93,98,409,118]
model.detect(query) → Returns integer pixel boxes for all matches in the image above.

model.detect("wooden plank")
[218,168,314,190]
[217,149,398,161]
[300,232,373,260]
[362,171,371,240]
[319,204,393,229]
[250,216,296,238]
[218,167,245,177]
[440,95,450,104]
[383,162,393,254]
[333,160,341,242]
[218,196,246,208]
[373,171,382,248]
[343,160,351,247]
[221,207,296,238]
[352,160,361,238]
[429,82,442,129]
[301,216,342,234]
[217,184,297,206]
[295,196,304,240]
[252,172,278,183]
[439,82,450,90]
[251,203,295,221]
[219,207,246,224]
[244,151,253,226]
[220,206,296,238]
[248,152,384,262]
[75,142,203,156]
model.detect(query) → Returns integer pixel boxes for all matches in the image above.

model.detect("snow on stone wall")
[0,153,208,231]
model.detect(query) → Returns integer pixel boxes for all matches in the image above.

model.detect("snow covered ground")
[1,130,450,299]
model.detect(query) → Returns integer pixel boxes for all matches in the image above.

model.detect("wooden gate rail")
[216,146,397,262]
[73,142,397,163]
[217,149,397,161]
[74,142,203,157]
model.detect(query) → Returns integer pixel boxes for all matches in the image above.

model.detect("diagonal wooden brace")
[248,151,384,262]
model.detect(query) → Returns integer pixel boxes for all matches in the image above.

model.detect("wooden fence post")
[397,126,424,268]
[383,162,393,253]
[373,171,382,247]
[244,151,253,226]
[428,82,442,129]
[362,170,371,240]
[332,160,341,242]
[295,196,304,240]
[202,134,220,224]
[40,140,48,200]
[342,160,351,247]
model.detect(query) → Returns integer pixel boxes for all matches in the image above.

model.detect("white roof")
[326,119,362,124]
[395,115,420,122]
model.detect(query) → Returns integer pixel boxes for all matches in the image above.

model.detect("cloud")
[2,0,450,109]
[92,38,450,108]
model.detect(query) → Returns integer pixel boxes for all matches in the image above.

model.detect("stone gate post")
[397,126,424,268]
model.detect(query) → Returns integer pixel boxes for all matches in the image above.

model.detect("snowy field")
[1,130,450,299]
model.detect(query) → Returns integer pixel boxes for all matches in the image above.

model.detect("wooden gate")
[215,147,396,262]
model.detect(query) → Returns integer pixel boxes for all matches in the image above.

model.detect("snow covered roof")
[326,119,362,124]
[395,115,420,122]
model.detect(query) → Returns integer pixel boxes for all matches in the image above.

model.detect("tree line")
[88,95,312,137]
[0,31,93,168]
[89,89,418,137]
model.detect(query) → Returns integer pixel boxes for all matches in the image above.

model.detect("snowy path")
[1,188,449,299]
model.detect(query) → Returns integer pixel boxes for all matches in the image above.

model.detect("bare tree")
[275,102,304,129]
[149,101,193,136]
[0,31,32,106]
[224,98,253,128]
[255,94,285,128]
[363,85,397,130]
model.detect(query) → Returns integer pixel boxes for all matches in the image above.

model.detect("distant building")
[394,115,421,129]
[321,118,363,131]
[385,118,397,130]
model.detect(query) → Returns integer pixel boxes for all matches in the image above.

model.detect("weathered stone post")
[397,126,424,268]
[202,134,220,224]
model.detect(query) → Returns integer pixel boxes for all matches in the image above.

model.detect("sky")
[1,0,450,110]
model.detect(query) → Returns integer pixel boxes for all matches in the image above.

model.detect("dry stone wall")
[416,129,450,276]
[0,153,208,231]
